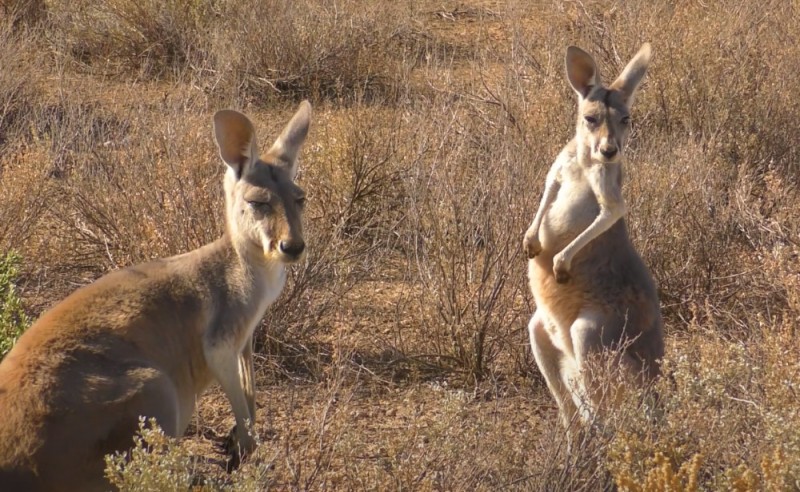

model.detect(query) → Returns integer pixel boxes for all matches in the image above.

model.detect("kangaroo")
[0,101,312,491]
[523,44,663,429]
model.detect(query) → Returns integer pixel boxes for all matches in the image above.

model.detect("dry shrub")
[606,324,800,490]
[16,100,220,295]
[330,386,530,490]
[0,20,51,251]
[45,0,213,78]
[209,0,412,105]
[0,149,51,254]
[305,107,408,248]
[223,373,560,491]
[0,18,41,149]
[43,0,423,101]
[0,0,45,28]
[377,14,585,380]
[624,113,799,330]
[251,106,414,378]
[395,95,535,380]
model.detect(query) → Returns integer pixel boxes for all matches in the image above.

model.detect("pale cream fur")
[523,44,664,429]
[0,101,312,491]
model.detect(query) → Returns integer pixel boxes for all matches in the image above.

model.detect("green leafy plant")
[104,417,273,491]
[104,418,196,492]
[0,251,29,359]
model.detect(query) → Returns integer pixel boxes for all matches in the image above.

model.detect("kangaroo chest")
[540,178,599,252]
[200,264,286,358]
[235,266,287,348]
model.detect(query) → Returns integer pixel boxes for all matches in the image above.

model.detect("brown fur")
[0,101,313,490]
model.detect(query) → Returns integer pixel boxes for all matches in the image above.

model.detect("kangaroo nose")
[279,240,305,257]
[600,145,618,159]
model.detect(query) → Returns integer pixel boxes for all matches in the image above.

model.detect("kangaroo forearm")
[528,178,561,235]
[562,203,626,259]
[239,337,256,421]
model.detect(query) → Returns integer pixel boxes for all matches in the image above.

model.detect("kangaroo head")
[566,43,651,165]
[213,101,312,263]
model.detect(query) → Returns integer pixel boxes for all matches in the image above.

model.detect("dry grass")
[0,0,799,489]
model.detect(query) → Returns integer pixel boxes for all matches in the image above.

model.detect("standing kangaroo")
[523,44,663,429]
[0,101,312,491]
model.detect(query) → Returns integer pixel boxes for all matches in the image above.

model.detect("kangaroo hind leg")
[529,310,578,428]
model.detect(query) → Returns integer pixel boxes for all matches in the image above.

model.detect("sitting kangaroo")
[0,101,312,491]
[523,44,663,429]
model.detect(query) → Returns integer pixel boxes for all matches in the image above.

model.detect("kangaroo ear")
[266,100,312,180]
[213,110,258,179]
[565,46,599,98]
[610,43,652,107]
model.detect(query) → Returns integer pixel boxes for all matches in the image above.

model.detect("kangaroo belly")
[529,224,661,349]
[528,259,582,344]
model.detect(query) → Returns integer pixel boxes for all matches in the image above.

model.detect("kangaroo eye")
[621,116,631,125]
[248,201,272,213]
[296,197,306,208]
[584,115,598,125]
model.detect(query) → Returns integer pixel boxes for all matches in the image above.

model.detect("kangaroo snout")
[279,240,305,259]
[599,144,618,159]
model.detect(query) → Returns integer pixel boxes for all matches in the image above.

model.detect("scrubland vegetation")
[1,0,798,489]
